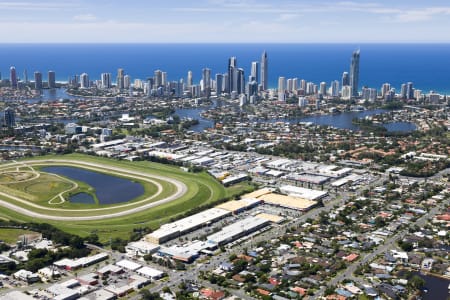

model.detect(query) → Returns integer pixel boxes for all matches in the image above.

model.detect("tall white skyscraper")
[261,51,268,90]
[381,83,391,98]
[80,73,89,88]
[161,72,168,87]
[116,68,124,89]
[154,70,162,88]
[124,75,131,89]
[278,76,286,101]
[250,61,259,82]
[228,56,237,93]
[292,78,298,91]
[330,80,340,97]
[319,82,327,96]
[202,68,211,90]
[101,73,112,89]
[187,71,193,88]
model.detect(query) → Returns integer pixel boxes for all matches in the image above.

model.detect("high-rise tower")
[34,71,43,90]
[101,73,112,89]
[3,107,15,128]
[116,68,124,89]
[48,71,56,88]
[202,68,211,97]
[250,61,259,82]
[261,51,268,90]
[80,73,89,88]
[350,49,360,98]
[10,67,17,89]
[228,57,237,93]
[187,71,193,88]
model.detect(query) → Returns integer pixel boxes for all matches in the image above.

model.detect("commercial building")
[279,185,328,201]
[258,193,317,211]
[53,253,108,270]
[145,208,231,244]
[242,188,272,199]
[207,216,270,246]
[157,245,200,263]
[221,173,248,186]
[125,241,160,257]
[255,213,284,224]
[136,266,164,280]
[215,198,261,214]
[115,259,141,272]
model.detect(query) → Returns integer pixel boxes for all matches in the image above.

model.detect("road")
[0,159,188,221]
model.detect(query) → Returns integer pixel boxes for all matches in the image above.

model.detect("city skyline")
[0,0,450,43]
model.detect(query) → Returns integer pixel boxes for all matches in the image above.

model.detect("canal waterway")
[398,271,450,300]
[173,106,417,133]
[42,166,145,205]
[32,88,417,133]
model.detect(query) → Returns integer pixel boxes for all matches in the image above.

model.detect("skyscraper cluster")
[6,66,56,90]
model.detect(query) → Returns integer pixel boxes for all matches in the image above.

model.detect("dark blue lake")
[42,166,145,205]
[408,272,450,300]
[70,192,96,204]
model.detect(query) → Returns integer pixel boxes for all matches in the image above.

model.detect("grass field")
[0,228,38,244]
[0,154,254,242]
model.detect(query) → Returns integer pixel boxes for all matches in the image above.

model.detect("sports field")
[0,154,253,241]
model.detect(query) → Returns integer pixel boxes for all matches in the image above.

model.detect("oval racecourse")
[0,158,189,221]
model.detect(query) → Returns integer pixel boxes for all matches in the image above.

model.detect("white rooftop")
[116,259,141,271]
[148,208,230,239]
[279,185,328,200]
[136,266,164,278]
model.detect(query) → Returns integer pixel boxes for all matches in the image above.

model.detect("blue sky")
[1,0,450,43]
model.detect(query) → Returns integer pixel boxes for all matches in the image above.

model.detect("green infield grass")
[0,154,254,242]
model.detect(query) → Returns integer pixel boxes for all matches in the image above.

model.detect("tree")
[85,233,100,246]
[399,241,413,252]
[408,275,425,289]
[140,289,162,300]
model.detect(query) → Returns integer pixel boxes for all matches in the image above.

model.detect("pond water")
[70,192,95,204]
[42,166,145,205]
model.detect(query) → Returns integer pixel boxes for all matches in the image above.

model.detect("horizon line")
[1,41,450,45]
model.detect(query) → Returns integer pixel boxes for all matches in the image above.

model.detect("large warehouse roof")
[279,185,328,200]
[145,208,230,243]
[207,216,269,245]
[216,198,261,212]
[242,188,272,199]
[259,193,317,211]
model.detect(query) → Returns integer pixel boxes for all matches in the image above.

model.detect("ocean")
[0,43,449,94]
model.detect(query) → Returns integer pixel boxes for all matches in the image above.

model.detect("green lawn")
[0,154,254,242]
[0,228,38,244]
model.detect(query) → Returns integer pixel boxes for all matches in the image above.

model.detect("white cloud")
[73,14,97,22]
[277,13,300,22]
[0,1,76,10]
[393,7,450,23]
